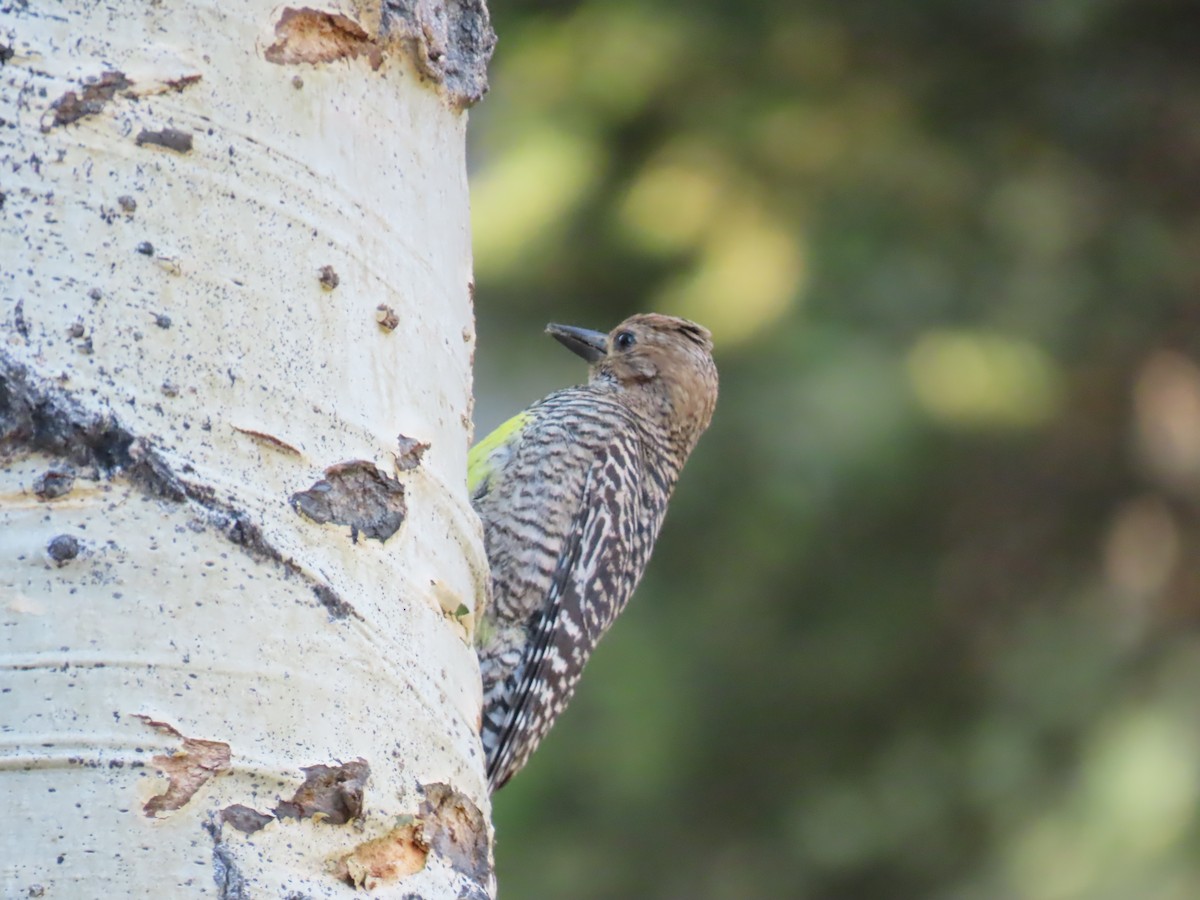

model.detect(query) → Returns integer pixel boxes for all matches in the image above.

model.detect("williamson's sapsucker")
[470,313,718,790]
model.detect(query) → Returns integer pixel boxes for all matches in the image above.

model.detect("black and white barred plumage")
[470,314,718,790]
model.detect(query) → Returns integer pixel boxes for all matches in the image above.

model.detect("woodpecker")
[470,313,718,790]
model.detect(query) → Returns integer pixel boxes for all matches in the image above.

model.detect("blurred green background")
[467,1,1200,897]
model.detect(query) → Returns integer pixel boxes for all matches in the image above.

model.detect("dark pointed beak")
[546,323,608,364]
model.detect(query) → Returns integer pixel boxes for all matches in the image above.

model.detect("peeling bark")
[265,8,385,70]
[395,434,430,471]
[418,783,490,888]
[134,127,195,154]
[382,0,497,108]
[291,460,408,543]
[137,717,232,818]
[44,71,132,129]
[220,805,275,835]
[336,821,430,889]
[231,425,302,456]
[274,759,370,825]
[318,264,341,290]
[376,303,401,332]
[332,782,490,894]
[261,1,496,109]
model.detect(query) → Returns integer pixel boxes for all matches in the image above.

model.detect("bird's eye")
[614,331,636,351]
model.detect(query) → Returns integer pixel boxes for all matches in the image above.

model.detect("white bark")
[1,1,494,896]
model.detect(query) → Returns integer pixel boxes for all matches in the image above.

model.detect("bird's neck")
[588,377,700,478]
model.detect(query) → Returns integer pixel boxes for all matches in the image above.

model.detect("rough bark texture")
[0,1,494,896]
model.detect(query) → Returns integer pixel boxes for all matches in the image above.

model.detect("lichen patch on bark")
[265,8,384,70]
[136,716,232,817]
[290,461,407,543]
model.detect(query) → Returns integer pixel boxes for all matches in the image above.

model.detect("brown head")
[546,313,719,453]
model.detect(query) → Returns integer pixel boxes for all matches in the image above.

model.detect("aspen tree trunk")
[0,1,495,896]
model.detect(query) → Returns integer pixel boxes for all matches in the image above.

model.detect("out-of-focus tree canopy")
[469,1,1200,897]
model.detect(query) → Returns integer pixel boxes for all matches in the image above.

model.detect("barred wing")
[486,446,640,790]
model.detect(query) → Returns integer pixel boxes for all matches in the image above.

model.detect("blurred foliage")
[467,0,1200,897]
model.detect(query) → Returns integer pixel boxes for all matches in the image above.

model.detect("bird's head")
[546,313,718,449]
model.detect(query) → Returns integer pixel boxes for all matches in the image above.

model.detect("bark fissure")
[204,819,250,900]
[0,356,358,619]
